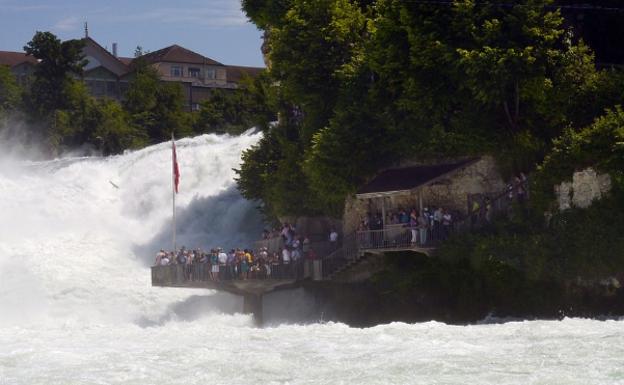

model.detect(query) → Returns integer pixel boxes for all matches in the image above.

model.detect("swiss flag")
[172,135,180,193]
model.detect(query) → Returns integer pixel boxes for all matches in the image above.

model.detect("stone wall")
[294,216,342,243]
[343,156,506,234]
[555,167,612,210]
[276,216,342,243]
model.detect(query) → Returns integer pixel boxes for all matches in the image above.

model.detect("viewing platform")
[151,261,323,325]
[151,171,527,325]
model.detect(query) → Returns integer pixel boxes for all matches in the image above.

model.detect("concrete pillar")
[243,294,263,326]
[312,260,322,281]
[381,197,386,229]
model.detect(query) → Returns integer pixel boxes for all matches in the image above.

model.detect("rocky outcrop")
[555,167,611,210]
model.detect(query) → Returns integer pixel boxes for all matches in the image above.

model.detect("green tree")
[0,65,21,115]
[236,0,370,218]
[455,1,566,134]
[535,106,624,199]
[123,61,191,142]
[242,0,294,29]
[193,73,275,135]
[89,99,148,154]
[238,0,624,220]
[22,31,86,119]
[236,121,321,218]
[268,0,368,141]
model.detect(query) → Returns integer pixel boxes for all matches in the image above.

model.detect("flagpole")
[172,132,177,253]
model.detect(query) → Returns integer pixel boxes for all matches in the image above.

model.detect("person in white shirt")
[282,247,291,264]
[281,247,292,278]
[218,248,227,265]
[442,210,452,240]
[329,228,339,250]
[155,249,165,266]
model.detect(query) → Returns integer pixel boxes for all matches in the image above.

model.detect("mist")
[0,130,264,326]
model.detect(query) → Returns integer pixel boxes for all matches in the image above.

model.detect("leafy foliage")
[438,106,624,282]
[2,31,270,155]
[238,0,624,220]
[0,65,21,115]
[193,74,275,135]
[123,60,192,143]
[436,189,624,282]
[22,31,86,119]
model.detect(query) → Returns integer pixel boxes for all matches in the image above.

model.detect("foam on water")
[0,132,263,326]
[1,133,623,384]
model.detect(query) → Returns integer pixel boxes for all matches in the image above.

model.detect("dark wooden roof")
[357,158,478,197]
[0,51,38,67]
[139,44,223,66]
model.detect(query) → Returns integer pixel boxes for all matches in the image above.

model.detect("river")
[0,132,622,384]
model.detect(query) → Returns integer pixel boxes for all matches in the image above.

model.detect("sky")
[0,0,266,67]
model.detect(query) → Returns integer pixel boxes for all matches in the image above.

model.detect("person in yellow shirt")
[471,199,481,226]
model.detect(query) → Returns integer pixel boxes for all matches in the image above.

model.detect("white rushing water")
[1,133,623,385]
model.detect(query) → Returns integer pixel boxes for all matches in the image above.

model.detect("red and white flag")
[172,134,180,193]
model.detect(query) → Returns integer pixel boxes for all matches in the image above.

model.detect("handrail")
[254,236,284,254]
[254,236,335,258]
[157,180,531,283]
[320,233,359,277]
[356,223,450,250]
[152,258,308,285]
[320,178,530,278]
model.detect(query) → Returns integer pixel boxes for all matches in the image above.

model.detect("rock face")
[556,167,611,210]
[555,181,573,210]
[293,216,342,243]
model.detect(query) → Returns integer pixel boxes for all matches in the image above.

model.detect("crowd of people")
[155,177,530,279]
[153,245,312,281]
[508,173,528,203]
[154,222,341,282]
[357,174,529,246]
[358,206,455,246]
[263,222,338,256]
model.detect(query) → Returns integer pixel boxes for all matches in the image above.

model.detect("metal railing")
[356,223,454,250]
[321,234,359,278]
[319,178,530,279]
[254,236,284,254]
[153,181,531,284]
[465,178,529,229]
[254,237,335,258]
[152,259,307,286]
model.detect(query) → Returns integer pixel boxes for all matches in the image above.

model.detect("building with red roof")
[0,35,264,110]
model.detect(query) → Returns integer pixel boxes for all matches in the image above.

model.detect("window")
[119,82,129,96]
[205,69,216,80]
[94,81,105,96]
[188,67,201,78]
[170,66,183,77]
[106,81,116,96]
[191,103,200,111]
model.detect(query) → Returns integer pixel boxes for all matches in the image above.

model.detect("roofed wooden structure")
[356,158,479,199]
